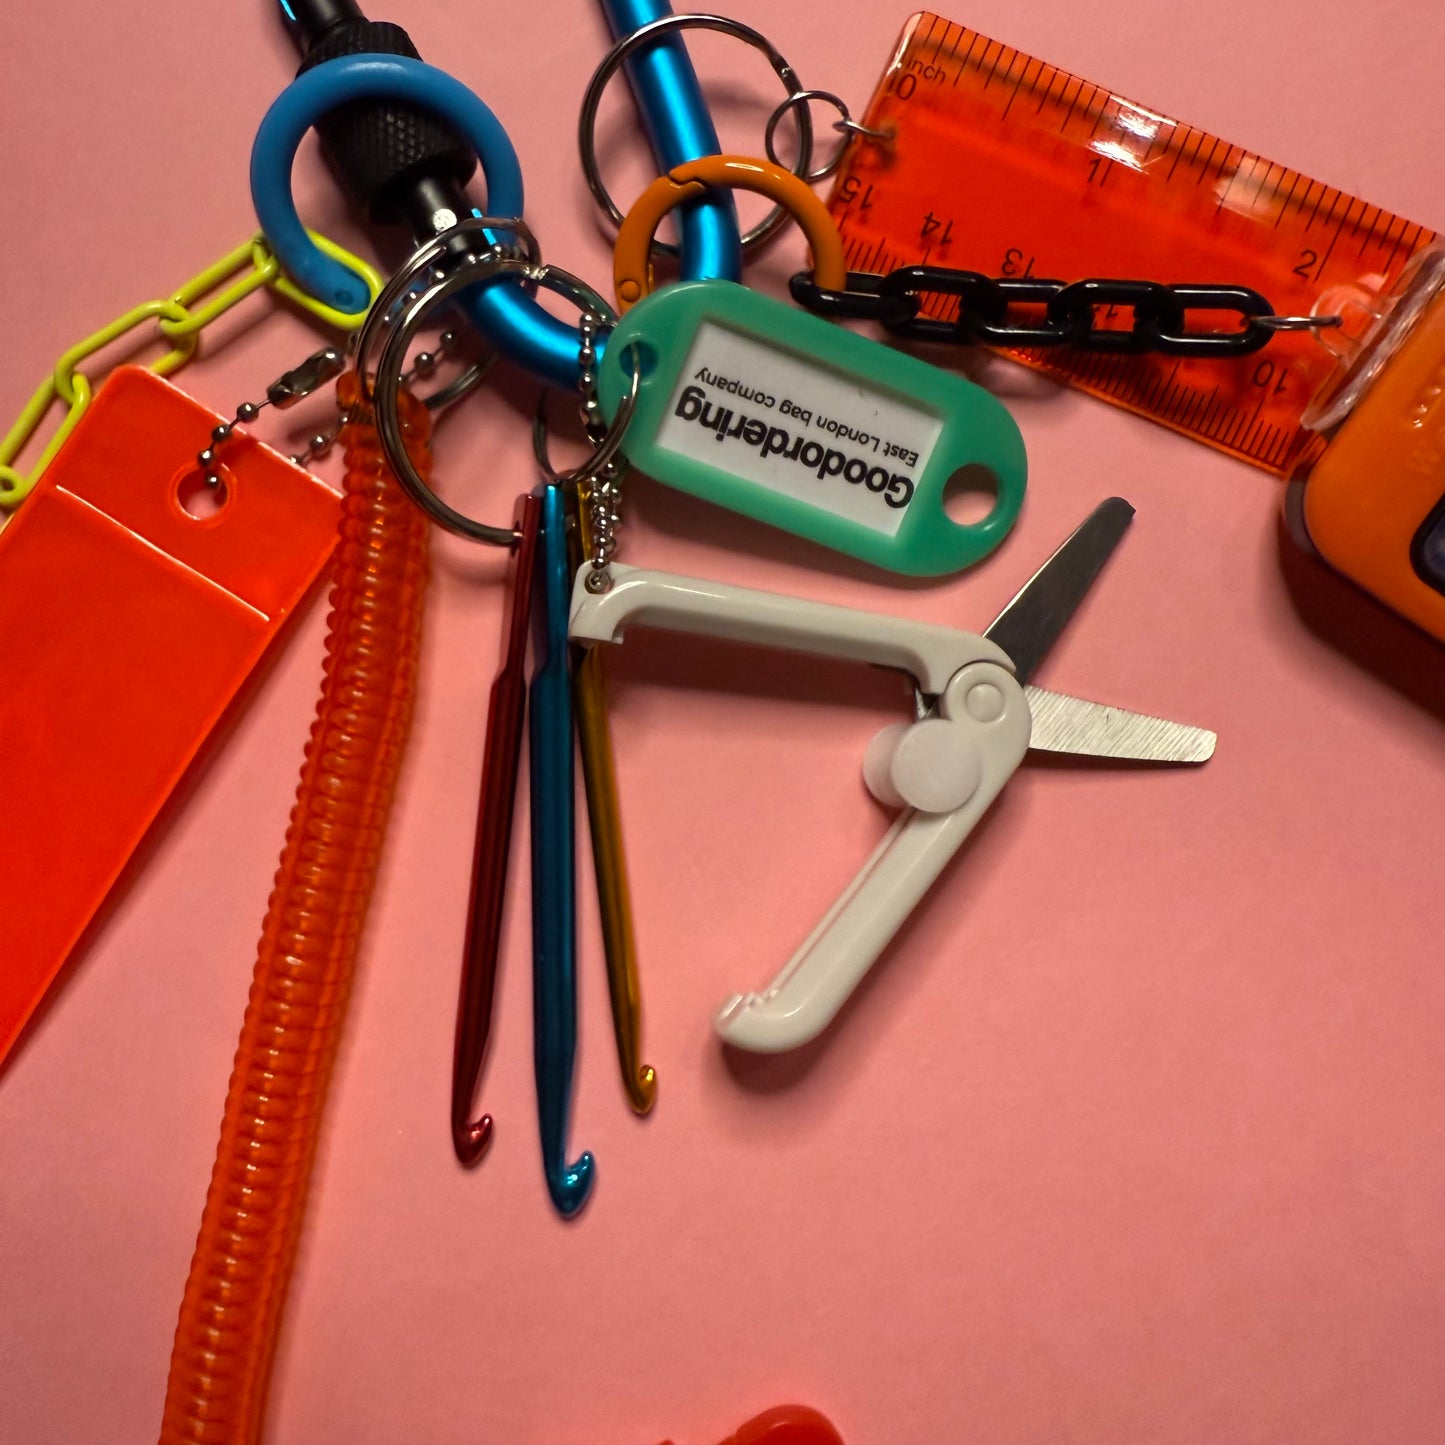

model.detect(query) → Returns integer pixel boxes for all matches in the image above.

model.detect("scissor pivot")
[965,680,1006,723]
[864,717,983,814]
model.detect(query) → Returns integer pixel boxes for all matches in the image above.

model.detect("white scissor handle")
[568,563,1012,695]
[569,566,1032,1053]
[715,660,1031,1051]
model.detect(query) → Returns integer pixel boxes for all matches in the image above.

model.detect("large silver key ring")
[578,13,816,258]
[354,214,540,410]
[373,256,640,545]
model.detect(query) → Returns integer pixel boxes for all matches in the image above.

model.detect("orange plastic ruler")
[827,13,1437,475]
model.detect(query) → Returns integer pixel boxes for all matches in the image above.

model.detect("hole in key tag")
[602,155,1026,578]
[0,366,340,1064]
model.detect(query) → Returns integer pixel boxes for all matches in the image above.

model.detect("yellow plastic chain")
[0,231,382,509]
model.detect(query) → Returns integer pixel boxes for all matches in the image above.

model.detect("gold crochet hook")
[566,485,656,1114]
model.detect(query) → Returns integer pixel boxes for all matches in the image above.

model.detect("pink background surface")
[3,3,1444,1443]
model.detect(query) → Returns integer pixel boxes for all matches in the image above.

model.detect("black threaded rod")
[276,0,477,229]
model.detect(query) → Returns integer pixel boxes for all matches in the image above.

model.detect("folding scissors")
[569,498,1216,1052]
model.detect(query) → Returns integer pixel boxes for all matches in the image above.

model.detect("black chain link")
[789,266,1280,357]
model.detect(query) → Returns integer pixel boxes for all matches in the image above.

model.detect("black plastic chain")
[789,266,1280,357]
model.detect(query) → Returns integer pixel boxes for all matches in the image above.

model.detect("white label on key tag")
[649,322,944,537]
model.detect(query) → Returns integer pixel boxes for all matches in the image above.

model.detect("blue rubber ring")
[251,54,585,387]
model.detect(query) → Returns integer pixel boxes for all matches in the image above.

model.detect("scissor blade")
[1024,687,1216,763]
[984,498,1134,685]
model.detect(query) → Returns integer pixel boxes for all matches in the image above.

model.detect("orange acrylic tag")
[0,365,339,1062]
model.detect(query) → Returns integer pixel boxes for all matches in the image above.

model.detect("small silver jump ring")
[533,352,642,488]
[578,12,815,258]
[354,215,540,406]
[764,89,861,184]
[374,257,624,546]
[835,114,894,144]
[1254,313,1345,332]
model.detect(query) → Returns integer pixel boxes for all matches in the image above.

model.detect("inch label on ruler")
[829,12,1437,475]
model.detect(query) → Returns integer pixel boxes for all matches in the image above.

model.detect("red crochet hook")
[451,491,543,1163]
[659,1405,844,1445]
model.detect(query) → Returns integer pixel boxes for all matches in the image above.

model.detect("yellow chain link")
[0,231,382,509]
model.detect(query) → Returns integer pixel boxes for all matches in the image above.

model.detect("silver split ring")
[578,12,816,257]
[1253,313,1345,333]
[354,215,540,413]
[373,257,637,545]
[763,89,890,184]
[533,356,642,488]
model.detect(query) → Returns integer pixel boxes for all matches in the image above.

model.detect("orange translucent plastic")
[1301,291,1445,640]
[158,373,430,1445]
[0,367,340,1066]
[829,14,1436,474]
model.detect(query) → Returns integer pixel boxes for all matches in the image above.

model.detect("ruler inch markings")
[1196,135,1222,187]
[981,41,1006,91]
[1317,195,1358,277]
[1387,221,1422,276]
[954,28,980,82]
[1222,151,1263,215]
[1274,170,1302,228]
[1001,56,1033,119]
[1378,214,1406,274]
[1033,59,1056,113]
[1166,132,1190,181]
[1355,205,1382,258]
[1059,76,1084,133]
[1183,128,1208,178]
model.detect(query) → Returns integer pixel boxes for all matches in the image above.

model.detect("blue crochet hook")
[530,485,594,1216]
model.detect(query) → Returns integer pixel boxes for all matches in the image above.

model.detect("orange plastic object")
[1299,291,1445,639]
[830,14,1437,473]
[158,373,430,1445]
[659,1405,844,1445]
[614,155,847,310]
[0,366,339,1065]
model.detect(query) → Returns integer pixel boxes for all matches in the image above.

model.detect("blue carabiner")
[251,31,740,387]
[253,55,580,388]
[599,0,741,283]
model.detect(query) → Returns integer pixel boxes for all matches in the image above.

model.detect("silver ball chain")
[578,311,626,595]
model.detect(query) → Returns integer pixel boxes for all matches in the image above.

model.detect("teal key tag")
[596,279,1026,576]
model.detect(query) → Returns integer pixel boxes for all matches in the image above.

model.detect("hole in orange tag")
[175,464,230,520]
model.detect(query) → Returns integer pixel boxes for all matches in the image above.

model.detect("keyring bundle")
[215,0,1223,1218]
[240,20,1052,1231]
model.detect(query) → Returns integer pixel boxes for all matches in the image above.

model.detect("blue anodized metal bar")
[596,0,742,284]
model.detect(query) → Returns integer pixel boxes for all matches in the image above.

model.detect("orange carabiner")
[614,154,847,312]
